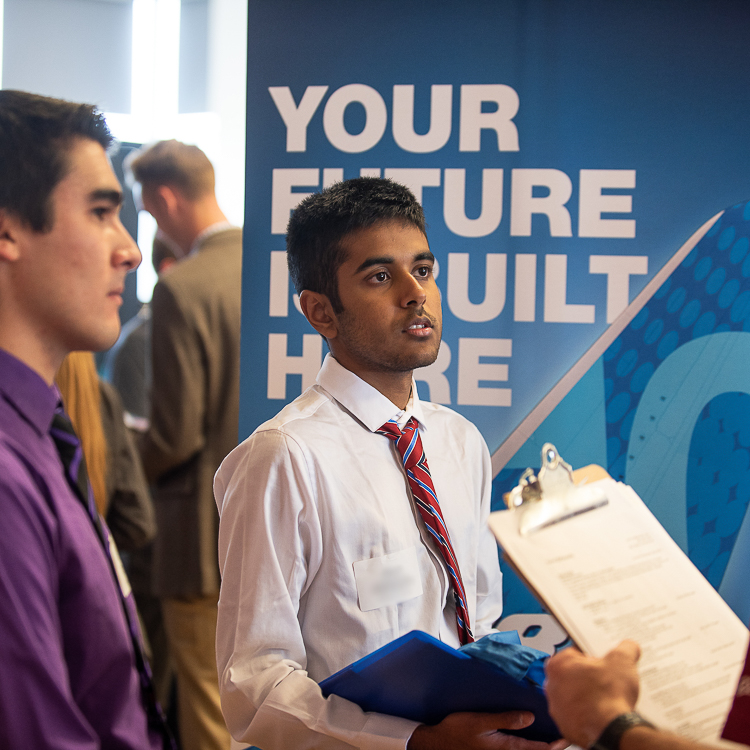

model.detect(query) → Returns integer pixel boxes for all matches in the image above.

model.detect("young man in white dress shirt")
[214,178,564,750]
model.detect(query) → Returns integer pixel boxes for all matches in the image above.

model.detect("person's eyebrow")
[355,256,394,274]
[354,251,435,275]
[89,188,124,206]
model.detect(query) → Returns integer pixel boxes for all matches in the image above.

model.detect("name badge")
[353,546,423,612]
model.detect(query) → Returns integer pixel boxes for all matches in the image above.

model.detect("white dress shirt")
[214,354,503,750]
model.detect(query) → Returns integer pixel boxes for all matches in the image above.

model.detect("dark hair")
[0,90,113,232]
[286,177,427,313]
[125,139,215,200]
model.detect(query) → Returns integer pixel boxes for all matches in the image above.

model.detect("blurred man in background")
[104,233,178,428]
[127,139,241,750]
[103,232,181,714]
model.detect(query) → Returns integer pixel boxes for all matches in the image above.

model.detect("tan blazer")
[141,227,242,598]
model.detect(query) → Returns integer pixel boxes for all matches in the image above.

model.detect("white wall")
[3,0,133,112]
[1,0,247,226]
[207,0,246,226]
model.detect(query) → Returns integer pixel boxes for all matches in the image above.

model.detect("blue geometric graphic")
[686,392,750,589]
[606,201,750,483]
[494,200,750,618]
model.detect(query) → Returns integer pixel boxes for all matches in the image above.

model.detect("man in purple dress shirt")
[0,90,164,748]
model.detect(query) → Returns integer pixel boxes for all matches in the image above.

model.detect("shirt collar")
[0,348,59,436]
[188,222,237,256]
[315,353,426,433]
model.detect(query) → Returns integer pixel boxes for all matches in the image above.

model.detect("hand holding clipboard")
[489,445,748,745]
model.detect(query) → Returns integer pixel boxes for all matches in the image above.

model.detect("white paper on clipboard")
[489,448,749,744]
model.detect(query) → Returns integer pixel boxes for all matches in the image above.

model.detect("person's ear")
[141,185,178,221]
[299,290,338,339]
[0,210,22,262]
[155,185,180,217]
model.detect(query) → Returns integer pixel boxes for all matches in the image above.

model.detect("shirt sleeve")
[0,445,99,749]
[214,429,419,750]
[141,279,206,483]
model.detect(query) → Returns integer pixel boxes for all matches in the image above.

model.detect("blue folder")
[319,630,560,742]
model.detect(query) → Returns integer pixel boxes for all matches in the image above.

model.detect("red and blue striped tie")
[377,416,474,645]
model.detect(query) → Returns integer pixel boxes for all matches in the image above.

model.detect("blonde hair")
[56,352,109,516]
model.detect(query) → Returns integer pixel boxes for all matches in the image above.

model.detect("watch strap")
[591,712,656,750]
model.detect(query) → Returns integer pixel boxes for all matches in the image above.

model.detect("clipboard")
[489,444,749,744]
[319,629,561,741]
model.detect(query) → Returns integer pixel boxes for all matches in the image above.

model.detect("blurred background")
[0,0,247,322]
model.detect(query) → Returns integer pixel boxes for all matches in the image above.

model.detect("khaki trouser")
[162,594,231,750]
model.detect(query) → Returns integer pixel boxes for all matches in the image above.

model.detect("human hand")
[544,640,641,749]
[406,711,570,750]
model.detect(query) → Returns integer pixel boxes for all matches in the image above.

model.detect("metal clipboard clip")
[505,443,609,536]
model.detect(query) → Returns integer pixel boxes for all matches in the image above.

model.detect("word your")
[270,84,521,153]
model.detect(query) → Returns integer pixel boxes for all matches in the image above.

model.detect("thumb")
[494,711,535,730]
[607,640,641,667]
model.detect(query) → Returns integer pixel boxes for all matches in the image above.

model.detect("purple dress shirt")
[0,348,161,749]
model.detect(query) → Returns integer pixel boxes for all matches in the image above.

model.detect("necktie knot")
[376,417,406,440]
[377,417,422,470]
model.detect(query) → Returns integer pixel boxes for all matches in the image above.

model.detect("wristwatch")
[591,712,656,750]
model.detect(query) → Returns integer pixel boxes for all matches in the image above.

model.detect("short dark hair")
[0,90,113,232]
[125,139,215,200]
[286,177,427,313]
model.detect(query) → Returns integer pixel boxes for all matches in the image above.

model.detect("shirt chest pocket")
[353,546,424,612]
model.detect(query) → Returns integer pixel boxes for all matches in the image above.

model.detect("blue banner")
[242,0,750,618]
